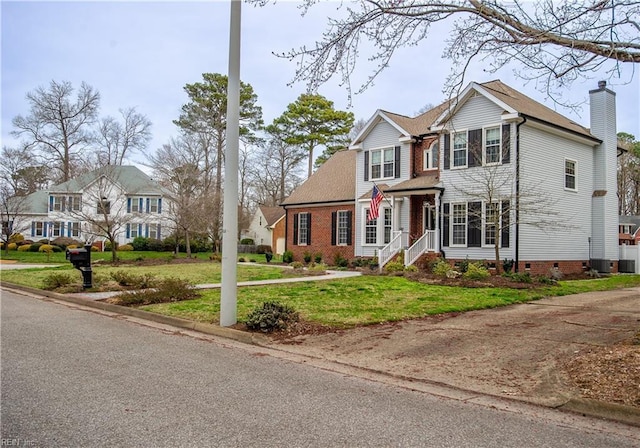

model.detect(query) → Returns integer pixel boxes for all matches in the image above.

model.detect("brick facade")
[285,204,355,263]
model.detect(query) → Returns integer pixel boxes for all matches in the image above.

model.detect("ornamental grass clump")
[114,277,199,306]
[245,301,299,333]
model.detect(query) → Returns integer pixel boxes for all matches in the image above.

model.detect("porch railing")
[378,231,403,271]
[404,230,436,267]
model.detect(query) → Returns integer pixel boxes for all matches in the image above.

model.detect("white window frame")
[423,141,439,171]
[149,198,159,213]
[564,158,577,191]
[130,197,141,213]
[68,196,81,211]
[34,222,44,237]
[370,147,395,180]
[451,203,467,247]
[52,221,63,237]
[297,213,309,246]
[483,125,501,166]
[362,206,392,246]
[337,210,349,246]
[452,131,468,169]
[483,202,500,247]
[53,196,63,211]
[71,222,80,237]
[130,224,139,239]
[149,223,158,239]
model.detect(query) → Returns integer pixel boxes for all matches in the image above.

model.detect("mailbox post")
[66,244,93,289]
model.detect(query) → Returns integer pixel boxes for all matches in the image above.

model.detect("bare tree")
[617,132,640,215]
[452,163,567,274]
[255,0,640,104]
[11,80,100,182]
[0,145,49,195]
[0,182,33,254]
[95,107,152,166]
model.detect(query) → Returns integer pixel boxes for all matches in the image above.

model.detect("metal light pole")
[220,0,241,327]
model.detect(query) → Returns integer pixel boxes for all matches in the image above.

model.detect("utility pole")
[220,0,241,327]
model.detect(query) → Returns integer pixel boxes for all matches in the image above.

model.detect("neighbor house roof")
[259,206,285,226]
[49,165,163,195]
[281,150,356,206]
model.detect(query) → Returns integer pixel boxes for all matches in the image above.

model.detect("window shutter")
[442,203,450,247]
[139,198,144,212]
[126,224,130,239]
[394,146,401,178]
[145,224,149,238]
[364,151,369,181]
[127,198,131,213]
[158,198,162,214]
[146,198,150,213]
[61,197,65,212]
[43,222,48,237]
[157,224,162,240]
[31,221,35,237]
[347,210,353,246]
[67,222,71,237]
[138,224,142,236]
[468,129,482,167]
[306,213,311,245]
[444,134,450,170]
[293,213,299,245]
[49,196,53,212]
[501,200,510,248]
[331,212,337,246]
[468,201,482,247]
[502,124,511,164]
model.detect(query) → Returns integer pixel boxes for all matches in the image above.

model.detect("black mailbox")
[66,244,93,288]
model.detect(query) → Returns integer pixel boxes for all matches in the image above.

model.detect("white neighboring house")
[15,166,173,248]
[245,206,285,248]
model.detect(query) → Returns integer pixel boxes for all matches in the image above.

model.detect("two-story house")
[283,79,619,274]
[16,165,172,247]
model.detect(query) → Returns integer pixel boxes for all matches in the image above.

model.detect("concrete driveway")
[268,286,640,408]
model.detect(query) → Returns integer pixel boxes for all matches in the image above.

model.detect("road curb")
[1,282,269,346]
[2,281,638,427]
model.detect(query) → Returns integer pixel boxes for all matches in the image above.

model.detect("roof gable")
[259,206,285,226]
[350,110,411,146]
[49,166,163,195]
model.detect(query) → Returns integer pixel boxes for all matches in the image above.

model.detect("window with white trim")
[370,147,395,180]
[484,127,501,165]
[71,222,80,237]
[337,211,349,245]
[149,223,158,239]
[149,198,159,213]
[34,222,44,237]
[383,208,392,244]
[130,224,139,238]
[52,196,63,211]
[364,209,377,244]
[364,207,393,245]
[452,203,467,246]
[68,196,81,211]
[130,197,141,213]
[423,141,439,170]
[51,222,63,237]
[452,132,467,168]
[565,159,577,190]
[297,213,309,245]
[484,202,499,246]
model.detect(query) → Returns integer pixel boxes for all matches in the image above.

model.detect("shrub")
[405,265,418,272]
[290,261,304,269]
[333,253,349,268]
[67,244,78,249]
[350,257,370,268]
[462,262,490,280]
[110,270,156,289]
[303,251,312,263]
[505,272,532,283]
[17,244,31,252]
[9,233,24,243]
[239,257,246,262]
[456,257,470,273]
[549,268,564,281]
[209,252,222,262]
[38,244,58,253]
[308,262,327,272]
[433,258,456,277]
[503,258,515,274]
[114,277,199,306]
[51,237,82,250]
[147,238,164,252]
[118,244,134,251]
[7,243,17,251]
[90,246,99,252]
[384,261,406,273]
[131,236,149,251]
[536,275,557,285]
[29,243,43,252]
[43,272,76,290]
[314,253,322,263]
[282,250,293,263]
[245,302,299,333]
[256,244,272,254]
[240,238,254,245]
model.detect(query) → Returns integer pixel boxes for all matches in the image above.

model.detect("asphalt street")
[2,288,638,447]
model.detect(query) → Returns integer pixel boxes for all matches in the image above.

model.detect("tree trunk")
[185,230,192,258]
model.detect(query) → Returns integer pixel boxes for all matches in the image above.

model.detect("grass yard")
[140,274,640,327]
[0,262,296,289]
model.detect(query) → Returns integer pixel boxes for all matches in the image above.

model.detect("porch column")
[435,191,441,253]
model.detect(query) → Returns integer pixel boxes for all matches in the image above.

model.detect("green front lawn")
[141,274,640,327]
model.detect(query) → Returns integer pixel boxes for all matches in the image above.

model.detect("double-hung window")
[130,197,141,213]
[52,222,63,237]
[484,127,501,165]
[149,223,158,239]
[565,159,577,191]
[130,224,139,238]
[452,203,467,246]
[52,196,63,211]
[423,141,439,170]
[149,198,159,213]
[452,132,467,168]
[34,222,44,237]
[383,208,392,244]
[484,202,499,246]
[364,210,377,244]
[371,148,395,179]
[363,207,392,245]
[297,213,309,245]
[71,222,80,237]
[68,196,81,211]
[337,211,349,245]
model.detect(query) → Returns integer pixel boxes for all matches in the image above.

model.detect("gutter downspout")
[515,116,527,273]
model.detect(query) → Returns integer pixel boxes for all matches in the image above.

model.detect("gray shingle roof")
[49,165,163,195]
[281,150,356,206]
[260,206,285,226]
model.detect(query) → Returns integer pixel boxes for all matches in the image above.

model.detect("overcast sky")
[2,0,639,168]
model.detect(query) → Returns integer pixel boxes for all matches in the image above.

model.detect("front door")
[423,204,436,233]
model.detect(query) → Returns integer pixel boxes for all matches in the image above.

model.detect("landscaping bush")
[7,243,17,251]
[350,257,370,268]
[43,272,76,290]
[147,238,164,252]
[433,258,457,277]
[504,272,533,283]
[29,243,43,252]
[333,253,349,268]
[239,257,246,262]
[290,261,304,269]
[503,258,515,274]
[51,237,82,250]
[308,262,328,273]
[17,244,31,252]
[240,238,254,245]
[38,244,62,253]
[462,262,490,280]
[118,244,134,251]
[245,301,299,333]
[9,233,24,243]
[282,250,293,263]
[110,270,156,289]
[314,253,322,264]
[114,277,199,306]
[256,244,272,254]
[303,251,312,263]
[384,261,406,273]
[131,236,149,251]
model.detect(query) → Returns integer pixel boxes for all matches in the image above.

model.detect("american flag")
[367,185,384,222]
